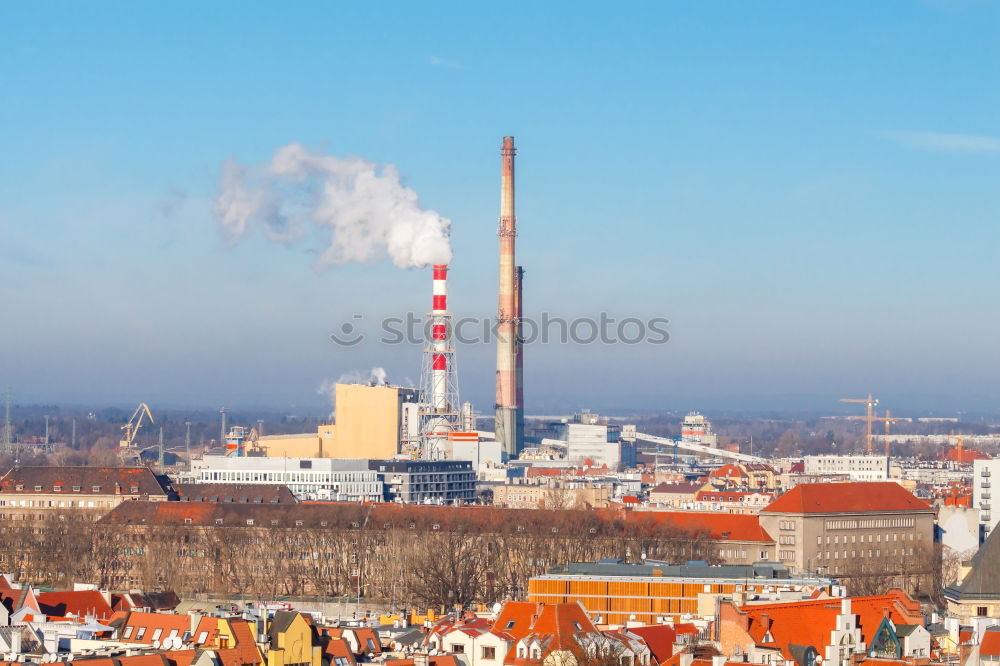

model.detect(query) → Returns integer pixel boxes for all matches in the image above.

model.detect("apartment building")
[0,466,171,521]
[973,459,1000,541]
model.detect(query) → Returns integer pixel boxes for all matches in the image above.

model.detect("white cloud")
[881,130,1000,154]
[429,55,463,70]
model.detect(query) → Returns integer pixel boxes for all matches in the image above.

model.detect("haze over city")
[2,1,999,414]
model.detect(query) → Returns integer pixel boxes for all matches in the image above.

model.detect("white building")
[803,455,889,481]
[974,459,1000,541]
[189,455,383,502]
[681,412,717,448]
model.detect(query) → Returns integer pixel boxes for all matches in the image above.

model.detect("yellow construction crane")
[120,403,154,459]
[879,409,905,457]
[840,393,878,454]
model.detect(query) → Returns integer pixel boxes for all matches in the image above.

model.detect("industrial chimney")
[495,137,524,456]
[419,264,460,459]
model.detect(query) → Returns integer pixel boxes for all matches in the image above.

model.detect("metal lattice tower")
[418,264,461,460]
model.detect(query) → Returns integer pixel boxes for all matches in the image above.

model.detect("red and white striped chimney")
[431,264,448,411]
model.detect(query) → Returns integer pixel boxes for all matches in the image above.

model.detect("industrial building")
[534,412,636,470]
[254,382,420,459]
[527,560,835,625]
[681,412,717,448]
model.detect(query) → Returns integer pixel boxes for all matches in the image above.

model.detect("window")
[451,644,465,653]
[136,627,147,640]
[72,485,81,492]
[482,647,496,660]
[198,631,209,643]
[573,622,583,630]
[152,629,163,641]
[34,485,42,491]
[123,626,134,639]
[978,607,989,617]
[506,621,516,630]
[184,518,193,525]
[367,639,377,651]
[92,485,101,492]
[246,519,254,526]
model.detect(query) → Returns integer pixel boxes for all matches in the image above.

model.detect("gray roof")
[544,560,814,581]
[946,524,1000,600]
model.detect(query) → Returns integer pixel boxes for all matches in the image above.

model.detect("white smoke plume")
[318,367,391,419]
[214,144,452,268]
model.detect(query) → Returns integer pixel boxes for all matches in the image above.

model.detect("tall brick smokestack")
[496,136,523,455]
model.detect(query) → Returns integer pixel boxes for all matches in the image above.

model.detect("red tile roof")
[613,510,774,542]
[982,629,1000,658]
[710,465,747,478]
[37,590,114,621]
[628,625,677,665]
[735,590,923,659]
[0,466,169,497]
[762,482,931,514]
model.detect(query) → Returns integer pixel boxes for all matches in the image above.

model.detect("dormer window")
[184,518,193,525]
[246,519,254,526]
[130,486,139,493]
[34,485,42,491]
[92,485,101,492]
[72,486,81,492]
[15,485,23,491]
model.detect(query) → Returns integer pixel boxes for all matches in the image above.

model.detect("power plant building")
[255,382,419,459]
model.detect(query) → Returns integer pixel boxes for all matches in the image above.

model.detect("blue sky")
[1,1,998,414]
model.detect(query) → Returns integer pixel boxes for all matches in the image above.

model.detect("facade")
[493,482,611,509]
[256,383,419,460]
[190,455,383,502]
[648,482,704,507]
[803,455,890,481]
[758,482,936,576]
[973,458,1000,540]
[0,466,170,521]
[367,460,476,504]
[529,560,833,625]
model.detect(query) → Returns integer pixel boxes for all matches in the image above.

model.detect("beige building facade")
[758,482,935,574]
[256,383,419,460]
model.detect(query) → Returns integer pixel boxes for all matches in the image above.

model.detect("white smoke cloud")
[213,143,452,268]
[318,367,391,420]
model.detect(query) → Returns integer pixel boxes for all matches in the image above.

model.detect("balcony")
[983,470,992,478]
[984,483,992,489]
[984,493,991,500]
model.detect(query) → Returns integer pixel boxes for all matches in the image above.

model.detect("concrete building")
[540,412,635,470]
[803,455,890,481]
[367,460,475,504]
[974,458,1000,541]
[256,383,419,460]
[528,560,834,625]
[758,481,936,575]
[190,455,383,502]
[451,438,505,475]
